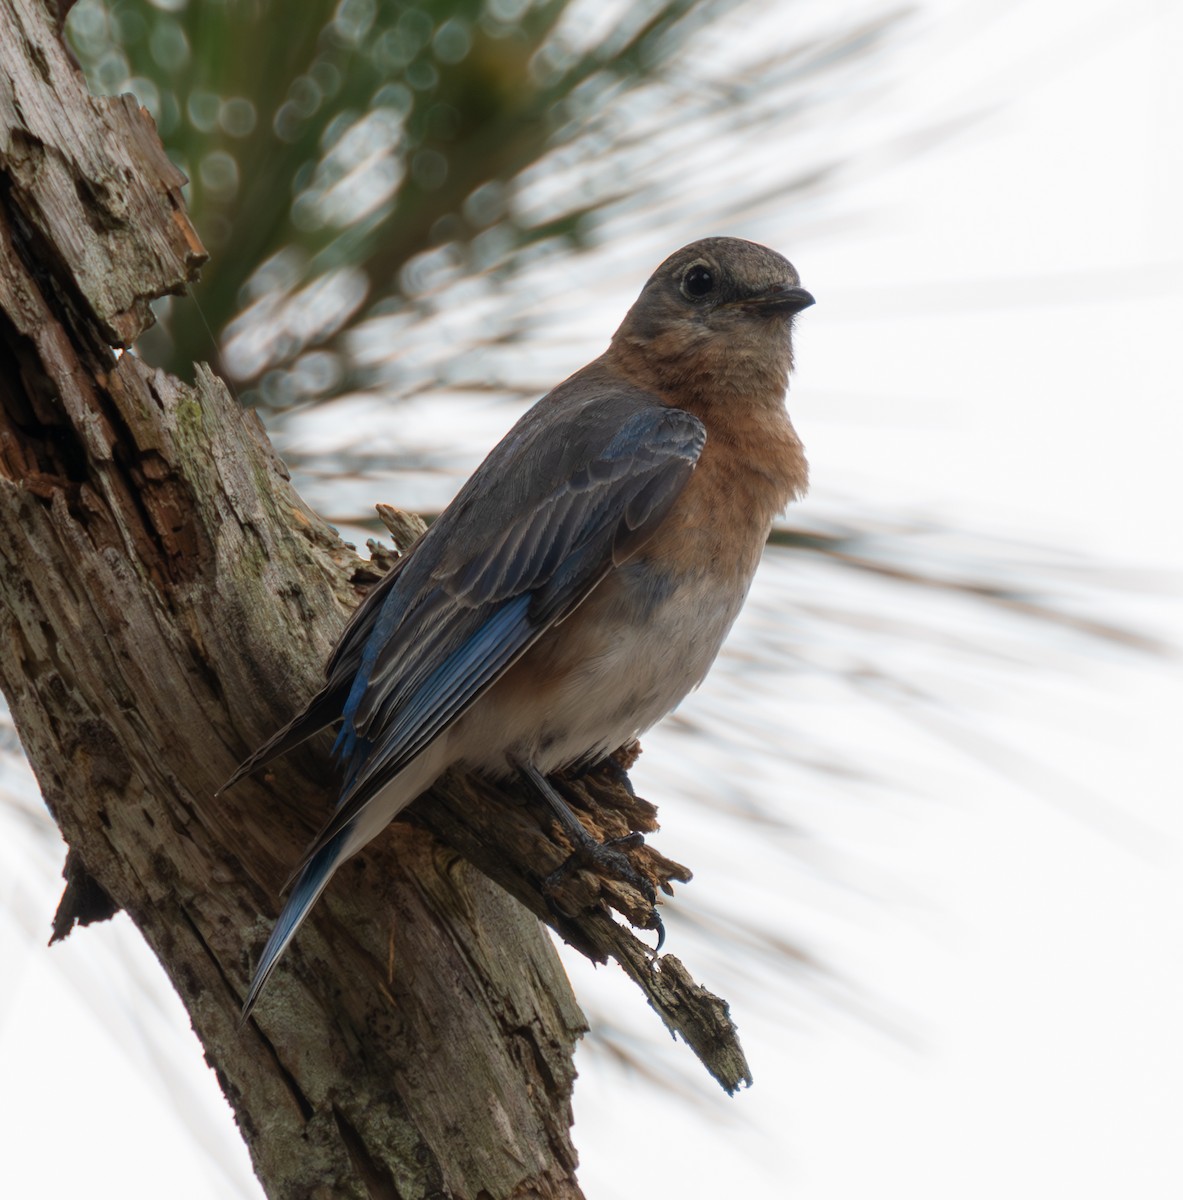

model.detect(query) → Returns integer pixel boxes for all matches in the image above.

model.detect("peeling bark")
[0,2,750,1197]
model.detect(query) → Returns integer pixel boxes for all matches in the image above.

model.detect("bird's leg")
[512,758,664,950]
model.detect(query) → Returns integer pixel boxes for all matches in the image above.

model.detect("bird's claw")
[543,830,664,949]
[604,831,645,854]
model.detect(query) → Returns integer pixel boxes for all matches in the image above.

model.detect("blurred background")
[2,0,1180,1196]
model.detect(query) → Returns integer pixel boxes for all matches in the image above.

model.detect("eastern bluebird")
[228,237,814,1018]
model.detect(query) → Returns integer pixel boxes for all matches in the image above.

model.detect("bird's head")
[610,237,814,404]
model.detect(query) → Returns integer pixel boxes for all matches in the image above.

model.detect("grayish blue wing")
[297,371,704,859]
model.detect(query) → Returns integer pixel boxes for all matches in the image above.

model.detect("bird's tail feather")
[218,686,346,795]
[240,826,351,1022]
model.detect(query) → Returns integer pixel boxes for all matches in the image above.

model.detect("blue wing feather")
[343,593,534,798]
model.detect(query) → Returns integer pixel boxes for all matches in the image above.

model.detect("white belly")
[450,564,752,778]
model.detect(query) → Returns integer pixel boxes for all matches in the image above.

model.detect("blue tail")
[241,828,351,1022]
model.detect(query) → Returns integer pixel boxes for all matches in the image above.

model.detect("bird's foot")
[511,757,663,948]
[543,824,665,952]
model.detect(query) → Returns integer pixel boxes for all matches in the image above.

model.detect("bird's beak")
[744,284,815,314]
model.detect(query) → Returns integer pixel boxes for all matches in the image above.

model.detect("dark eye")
[681,264,715,300]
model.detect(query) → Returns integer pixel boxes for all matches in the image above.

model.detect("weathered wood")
[0,1,751,1195]
[0,333,594,1196]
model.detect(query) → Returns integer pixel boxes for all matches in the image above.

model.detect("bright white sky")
[2,1,1180,1197]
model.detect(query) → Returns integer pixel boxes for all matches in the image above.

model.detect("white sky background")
[2,0,1181,1197]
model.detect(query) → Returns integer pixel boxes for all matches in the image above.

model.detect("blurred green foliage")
[67,0,773,398]
[68,0,912,408]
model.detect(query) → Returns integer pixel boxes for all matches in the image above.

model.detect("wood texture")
[0,1,751,1195]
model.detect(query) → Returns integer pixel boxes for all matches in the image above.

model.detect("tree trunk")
[0,2,749,1196]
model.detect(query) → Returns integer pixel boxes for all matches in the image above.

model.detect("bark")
[0,2,750,1197]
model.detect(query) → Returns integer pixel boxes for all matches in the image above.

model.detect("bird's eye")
[681,264,715,300]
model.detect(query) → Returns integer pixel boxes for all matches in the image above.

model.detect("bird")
[226,236,814,1019]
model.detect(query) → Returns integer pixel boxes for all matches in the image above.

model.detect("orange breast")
[641,399,807,583]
